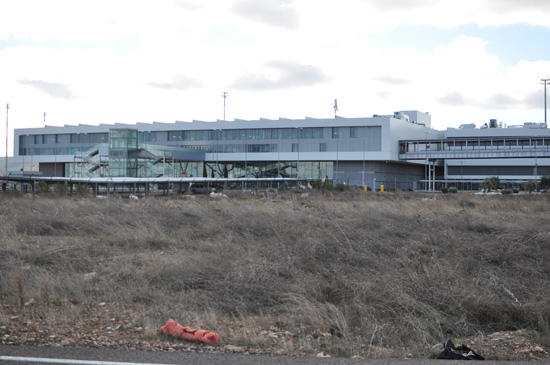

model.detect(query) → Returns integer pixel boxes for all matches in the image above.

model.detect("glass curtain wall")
[109,129,138,177]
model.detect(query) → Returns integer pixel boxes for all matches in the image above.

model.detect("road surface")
[0,345,537,365]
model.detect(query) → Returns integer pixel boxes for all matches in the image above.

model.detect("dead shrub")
[1,193,550,357]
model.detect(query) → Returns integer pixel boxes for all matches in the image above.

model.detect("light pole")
[243,133,248,179]
[277,139,280,178]
[362,138,366,186]
[214,129,221,178]
[54,138,58,177]
[336,135,340,183]
[5,103,9,176]
[222,92,228,121]
[424,131,428,192]
[296,127,302,179]
[535,155,538,188]
[460,161,463,190]
[542,79,549,127]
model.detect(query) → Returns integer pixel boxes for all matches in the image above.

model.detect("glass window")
[274,128,297,139]
[320,143,327,152]
[210,130,221,141]
[139,131,155,143]
[222,129,247,140]
[292,143,299,152]
[34,135,40,144]
[168,131,183,141]
[249,144,271,152]
[183,130,209,141]
[311,128,323,139]
[88,133,108,144]
[249,129,271,140]
[332,127,340,138]
[42,135,48,144]
[350,127,358,138]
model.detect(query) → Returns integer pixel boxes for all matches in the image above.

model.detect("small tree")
[489,176,500,190]
[481,176,500,192]
[335,183,347,192]
[523,180,536,193]
[75,184,91,197]
[36,181,50,194]
[540,176,550,190]
[54,182,69,196]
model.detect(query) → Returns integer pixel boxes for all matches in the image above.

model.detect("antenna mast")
[333,99,338,118]
[222,92,229,121]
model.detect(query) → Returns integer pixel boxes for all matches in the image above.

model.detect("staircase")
[75,143,108,176]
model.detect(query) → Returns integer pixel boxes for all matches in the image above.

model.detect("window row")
[19,147,90,156]
[24,132,152,145]
[168,128,324,141]
[70,133,109,144]
[31,135,61,144]
[24,127,374,146]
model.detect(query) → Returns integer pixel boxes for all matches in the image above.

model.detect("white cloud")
[438,92,466,106]
[484,0,550,14]
[232,60,329,90]
[232,0,300,29]
[18,80,76,99]
[375,77,411,85]
[147,75,202,91]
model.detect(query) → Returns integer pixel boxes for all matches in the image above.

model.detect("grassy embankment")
[1,190,549,357]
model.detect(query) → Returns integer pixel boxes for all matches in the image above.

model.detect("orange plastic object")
[160,319,219,344]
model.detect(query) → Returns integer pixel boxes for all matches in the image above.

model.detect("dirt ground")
[2,303,549,360]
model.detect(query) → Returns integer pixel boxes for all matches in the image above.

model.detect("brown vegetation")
[1,190,550,359]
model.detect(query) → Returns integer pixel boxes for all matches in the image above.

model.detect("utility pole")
[222,92,229,121]
[333,99,338,118]
[362,138,366,186]
[5,103,9,176]
[542,79,549,127]
[296,127,302,179]
[424,131,428,192]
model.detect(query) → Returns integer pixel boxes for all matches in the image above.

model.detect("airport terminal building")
[12,110,550,190]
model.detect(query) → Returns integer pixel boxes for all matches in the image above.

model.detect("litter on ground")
[160,318,219,344]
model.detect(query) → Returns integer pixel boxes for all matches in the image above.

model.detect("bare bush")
[1,192,550,357]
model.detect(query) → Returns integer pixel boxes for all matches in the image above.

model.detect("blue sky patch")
[372,23,550,66]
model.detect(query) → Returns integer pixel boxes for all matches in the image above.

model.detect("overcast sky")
[1,0,550,155]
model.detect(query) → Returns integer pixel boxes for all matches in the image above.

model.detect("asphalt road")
[0,345,538,365]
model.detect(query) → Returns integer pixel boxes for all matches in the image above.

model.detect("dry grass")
[1,190,550,358]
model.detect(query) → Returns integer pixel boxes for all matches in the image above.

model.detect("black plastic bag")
[437,339,484,360]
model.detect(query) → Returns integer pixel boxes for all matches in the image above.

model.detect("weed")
[1,192,550,357]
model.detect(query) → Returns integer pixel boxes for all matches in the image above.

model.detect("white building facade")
[13,111,435,190]
[15,110,548,190]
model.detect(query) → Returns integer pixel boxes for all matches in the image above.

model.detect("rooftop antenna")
[542,79,549,128]
[333,99,338,118]
[222,91,229,121]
